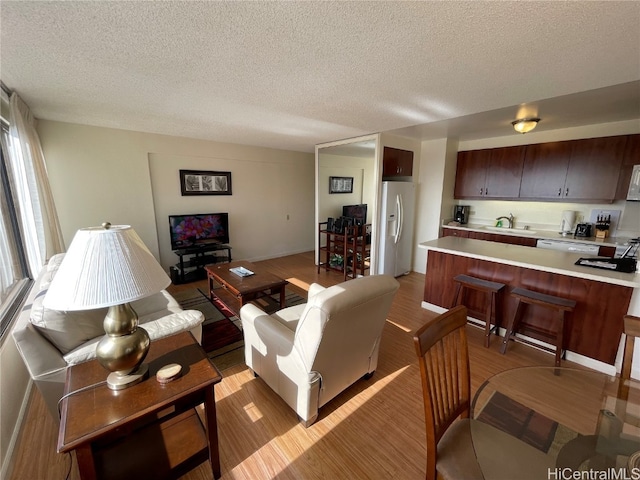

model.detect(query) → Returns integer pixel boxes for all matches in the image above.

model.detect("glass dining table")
[471,366,640,480]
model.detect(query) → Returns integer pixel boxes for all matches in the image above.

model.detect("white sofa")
[12,254,204,421]
[241,274,400,426]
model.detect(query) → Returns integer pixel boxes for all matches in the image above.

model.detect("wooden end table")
[205,261,289,317]
[58,332,222,480]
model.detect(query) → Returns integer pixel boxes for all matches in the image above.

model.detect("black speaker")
[327,217,334,232]
[169,266,180,284]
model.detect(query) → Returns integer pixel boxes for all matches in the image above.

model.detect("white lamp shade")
[43,225,170,311]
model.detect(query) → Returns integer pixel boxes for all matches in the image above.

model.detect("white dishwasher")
[536,239,600,254]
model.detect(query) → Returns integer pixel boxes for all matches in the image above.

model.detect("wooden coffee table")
[58,332,222,480]
[205,261,289,316]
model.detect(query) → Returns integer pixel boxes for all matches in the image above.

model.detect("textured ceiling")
[1,1,639,153]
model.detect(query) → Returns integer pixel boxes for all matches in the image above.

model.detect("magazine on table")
[230,266,254,277]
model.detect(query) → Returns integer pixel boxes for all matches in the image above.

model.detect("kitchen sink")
[482,226,538,235]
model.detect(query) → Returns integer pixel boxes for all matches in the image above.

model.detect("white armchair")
[240,275,400,426]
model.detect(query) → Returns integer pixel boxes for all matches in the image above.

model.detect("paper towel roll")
[561,210,576,233]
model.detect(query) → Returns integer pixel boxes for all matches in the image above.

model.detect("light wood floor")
[8,251,583,480]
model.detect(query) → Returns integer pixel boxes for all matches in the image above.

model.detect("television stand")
[171,244,232,284]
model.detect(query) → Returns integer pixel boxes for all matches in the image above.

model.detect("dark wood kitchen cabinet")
[563,136,626,201]
[519,135,627,202]
[441,227,470,238]
[454,146,525,199]
[382,147,413,178]
[454,149,491,198]
[615,134,640,200]
[519,142,572,199]
[441,227,537,247]
[458,134,633,203]
[467,230,537,247]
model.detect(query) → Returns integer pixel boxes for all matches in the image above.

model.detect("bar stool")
[500,287,576,367]
[452,274,506,347]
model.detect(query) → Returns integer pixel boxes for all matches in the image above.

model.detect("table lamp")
[43,223,171,390]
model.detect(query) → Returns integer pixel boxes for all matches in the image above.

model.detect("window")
[0,107,31,338]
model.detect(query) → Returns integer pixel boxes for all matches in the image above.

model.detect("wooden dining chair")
[620,315,640,401]
[413,306,555,480]
[589,314,640,468]
[413,305,483,480]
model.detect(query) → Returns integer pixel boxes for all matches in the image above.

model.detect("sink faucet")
[496,213,514,229]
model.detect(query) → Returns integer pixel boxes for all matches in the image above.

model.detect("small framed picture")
[329,176,354,194]
[180,170,232,196]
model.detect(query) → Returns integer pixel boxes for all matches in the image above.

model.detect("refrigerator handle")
[395,194,403,244]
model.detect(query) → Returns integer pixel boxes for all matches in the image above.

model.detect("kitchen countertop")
[441,222,635,247]
[420,236,640,288]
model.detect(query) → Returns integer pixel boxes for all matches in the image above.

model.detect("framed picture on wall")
[180,170,232,196]
[329,176,353,194]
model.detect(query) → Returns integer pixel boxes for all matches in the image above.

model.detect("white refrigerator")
[378,181,416,277]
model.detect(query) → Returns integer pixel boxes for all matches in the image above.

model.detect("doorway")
[315,134,381,274]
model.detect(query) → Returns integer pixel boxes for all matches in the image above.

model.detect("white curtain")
[7,93,64,276]
[0,136,21,301]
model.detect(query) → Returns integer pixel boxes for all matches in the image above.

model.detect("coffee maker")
[454,205,470,224]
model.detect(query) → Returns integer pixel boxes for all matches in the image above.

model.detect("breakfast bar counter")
[419,237,640,365]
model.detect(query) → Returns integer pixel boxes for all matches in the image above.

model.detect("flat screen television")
[169,213,229,250]
[342,204,367,225]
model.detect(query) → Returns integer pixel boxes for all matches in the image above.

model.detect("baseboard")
[1,380,33,480]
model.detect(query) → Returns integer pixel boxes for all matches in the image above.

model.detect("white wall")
[149,152,314,270]
[36,121,315,262]
[413,138,457,273]
[458,119,640,151]
[318,154,374,223]
[0,335,31,479]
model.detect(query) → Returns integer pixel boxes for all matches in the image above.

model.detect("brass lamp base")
[106,364,149,390]
[96,302,151,390]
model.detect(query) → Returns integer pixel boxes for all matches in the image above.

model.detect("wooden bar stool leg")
[493,291,502,338]
[483,292,494,348]
[555,312,565,367]
[452,283,463,308]
[501,298,524,355]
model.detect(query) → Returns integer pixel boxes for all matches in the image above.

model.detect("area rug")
[475,391,578,455]
[173,288,306,371]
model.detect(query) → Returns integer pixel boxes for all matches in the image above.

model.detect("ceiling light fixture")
[512,117,541,134]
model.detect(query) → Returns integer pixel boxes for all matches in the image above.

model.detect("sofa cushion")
[64,309,204,366]
[30,291,107,354]
[47,253,65,272]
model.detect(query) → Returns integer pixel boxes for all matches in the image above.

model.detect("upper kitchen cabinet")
[519,142,573,199]
[563,136,626,201]
[382,146,413,178]
[454,146,525,199]
[519,135,629,202]
[615,134,640,200]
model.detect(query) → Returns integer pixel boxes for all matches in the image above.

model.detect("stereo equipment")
[326,217,334,232]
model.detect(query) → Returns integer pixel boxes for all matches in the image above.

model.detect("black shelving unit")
[171,244,232,284]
